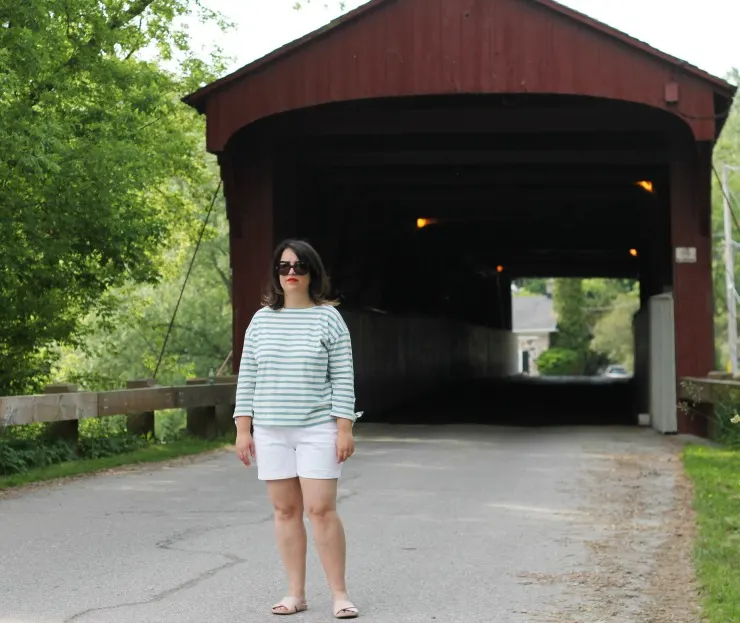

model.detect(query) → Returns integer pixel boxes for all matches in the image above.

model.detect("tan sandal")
[333,599,359,618]
[271,596,308,615]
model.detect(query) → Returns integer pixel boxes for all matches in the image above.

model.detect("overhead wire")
[712,163,740,235]
[152,179,223,380]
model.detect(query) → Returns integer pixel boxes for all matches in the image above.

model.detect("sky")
[187,0,739,82]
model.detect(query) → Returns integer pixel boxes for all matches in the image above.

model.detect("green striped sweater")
[233,305,357,427]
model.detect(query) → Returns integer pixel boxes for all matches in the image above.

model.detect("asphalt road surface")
[0,424,696,623]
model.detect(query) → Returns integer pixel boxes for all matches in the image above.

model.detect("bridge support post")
[219,135,276,376]
[185,378,217,440]
[213,375,237,437]
[670,141,715,434]
[126,379,156,438]
[44,383,79,443]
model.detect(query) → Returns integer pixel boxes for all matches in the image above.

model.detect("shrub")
[0,418,151,476]
[536,348,581,376]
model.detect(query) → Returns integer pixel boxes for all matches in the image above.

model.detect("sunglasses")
[276,261,309,276]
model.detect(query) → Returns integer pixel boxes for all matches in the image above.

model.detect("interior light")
[416,218,437,229]
[629,248,638,257]
[636,181,654,193]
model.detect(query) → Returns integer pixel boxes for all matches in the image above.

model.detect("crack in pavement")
[63,514,274,622]
[63,494,359,623]
[63,557,247,622]
[156,513,273,550]
[57,477,357,622]
[114,508,259,516]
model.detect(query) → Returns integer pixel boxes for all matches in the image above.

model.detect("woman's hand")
[235,432,256,466]
[336,419,355,463]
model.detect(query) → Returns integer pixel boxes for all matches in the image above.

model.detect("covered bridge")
[184,0,736,433]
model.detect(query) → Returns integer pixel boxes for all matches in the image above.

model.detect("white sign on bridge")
[675,247,697,264]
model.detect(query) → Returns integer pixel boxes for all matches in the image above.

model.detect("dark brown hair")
[263,239,338,310]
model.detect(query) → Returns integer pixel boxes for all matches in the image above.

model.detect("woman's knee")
[305,500,337,522]
[274,500,303,521]
[300,478,338,522]
[267,479,304,521]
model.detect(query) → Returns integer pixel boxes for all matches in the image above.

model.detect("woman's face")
[278,247,311,295]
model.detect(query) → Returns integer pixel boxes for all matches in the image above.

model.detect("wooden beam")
[508,264,638,278]
[0,383,237,428]
[306,149,670,168]
[343,186,652,205]
[314,167,666,188]
[1,392,98,427]
[277,107,677,137]
[99,384,237,416]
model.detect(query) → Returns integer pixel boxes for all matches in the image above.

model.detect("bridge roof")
[184,0,736,150]
[185,0,733,112]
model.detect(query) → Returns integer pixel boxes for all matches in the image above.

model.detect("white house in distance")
[512,294,558,375]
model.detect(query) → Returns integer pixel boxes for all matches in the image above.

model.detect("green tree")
[582,278,635,321]
[514,278,549,296]
[712,71,740,370]
[53,191,233,390]
[0,0,230,394]
[590,289,640,370]
[552,279,590,361]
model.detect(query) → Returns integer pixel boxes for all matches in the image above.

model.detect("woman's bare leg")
[300,478,351,603]
[266,478,307,611]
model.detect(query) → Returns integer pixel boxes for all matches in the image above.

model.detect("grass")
[0,435,232,491]
[683,444,740,623]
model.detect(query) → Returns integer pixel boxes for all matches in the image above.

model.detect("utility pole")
[723,162,738,376]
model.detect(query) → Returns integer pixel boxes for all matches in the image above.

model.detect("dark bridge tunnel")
[376,377,636,427]
[223,95,678,427]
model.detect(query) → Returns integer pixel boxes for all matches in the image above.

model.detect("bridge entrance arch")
[185,0,735,433]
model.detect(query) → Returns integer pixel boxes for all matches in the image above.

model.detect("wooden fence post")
[126,379,156,437]
[184,375,236,439]
[44,383,79,443]
[214,374,237,437]
[185,378,217,440]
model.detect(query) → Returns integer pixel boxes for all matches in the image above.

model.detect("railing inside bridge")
[0,377,237,441]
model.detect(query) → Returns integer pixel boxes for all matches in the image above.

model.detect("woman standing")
[233,239,360,619]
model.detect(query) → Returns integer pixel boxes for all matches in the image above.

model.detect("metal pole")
[722,162,738,376]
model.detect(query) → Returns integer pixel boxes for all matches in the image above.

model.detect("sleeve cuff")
[332,411,364,424]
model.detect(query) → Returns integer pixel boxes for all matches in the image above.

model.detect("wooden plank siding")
[189,0,730,151]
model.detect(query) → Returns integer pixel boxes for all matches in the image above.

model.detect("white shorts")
[253,420,342,481]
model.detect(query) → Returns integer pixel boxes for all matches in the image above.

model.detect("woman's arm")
[234,318,258,466]
[234,318,258,423]
[327,313,357,424]
[327,312,357,463]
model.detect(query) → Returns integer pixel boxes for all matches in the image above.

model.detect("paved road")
[0,425,695,622]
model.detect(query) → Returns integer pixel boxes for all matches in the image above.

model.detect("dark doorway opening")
[240,94,676,426]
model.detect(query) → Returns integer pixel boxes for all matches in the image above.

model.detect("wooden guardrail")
[678,375,740,403]
[678,375,740,439]
[7,374,734,442]
[0,377,237,441]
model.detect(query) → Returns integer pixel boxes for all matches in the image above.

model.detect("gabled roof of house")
[513,295,557,333]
